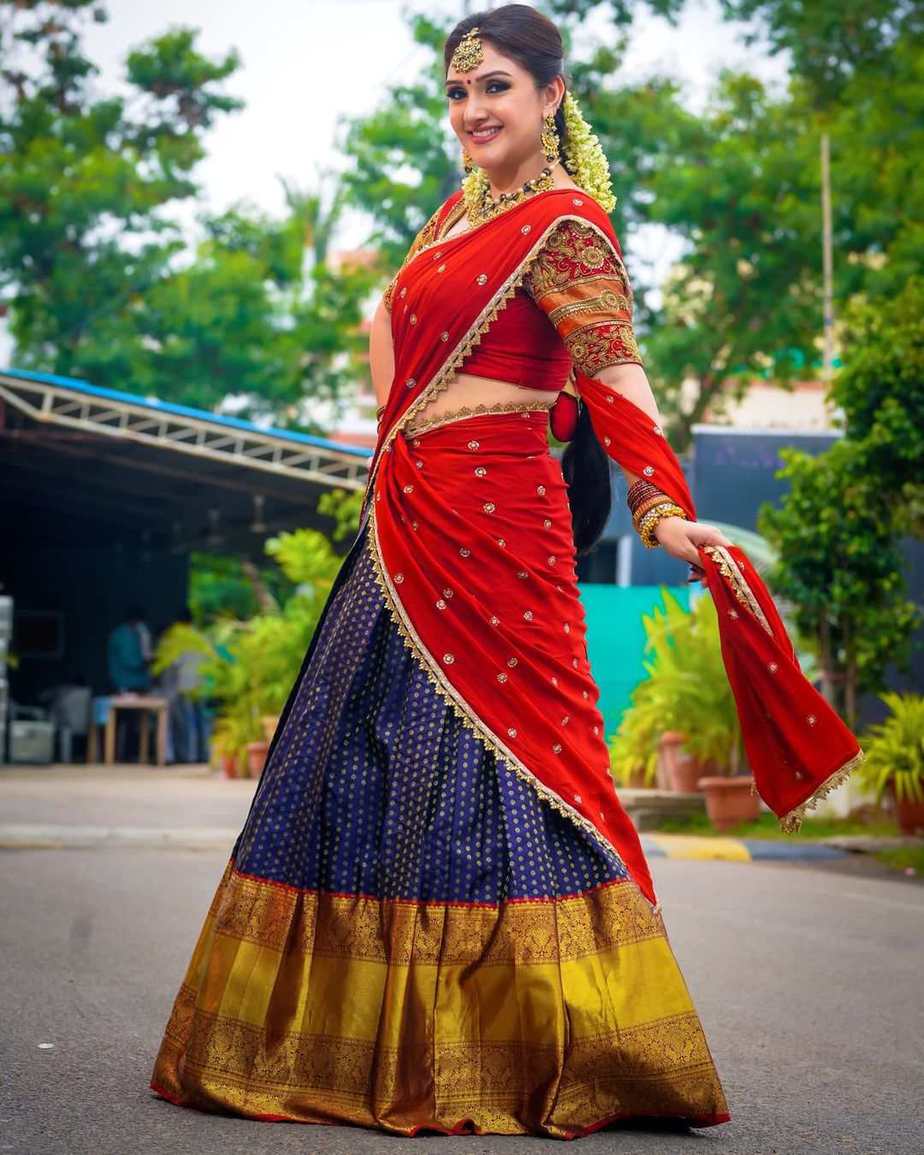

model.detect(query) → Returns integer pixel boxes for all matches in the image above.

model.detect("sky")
[1,0,787,364]
[82,0,786,246]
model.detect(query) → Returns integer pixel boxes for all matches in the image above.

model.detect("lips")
[469,126,502,143]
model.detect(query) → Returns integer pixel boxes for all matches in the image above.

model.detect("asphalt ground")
[1,765,922,1154]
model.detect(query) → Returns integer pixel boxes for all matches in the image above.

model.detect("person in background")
[156,609,208,764]
[106,604,152,761]
[107,605,152,694]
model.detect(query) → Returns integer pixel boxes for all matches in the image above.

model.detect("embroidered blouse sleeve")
[382,203,445,312]
[523,218,643,373]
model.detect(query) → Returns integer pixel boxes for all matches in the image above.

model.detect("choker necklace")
[464,164,555,227]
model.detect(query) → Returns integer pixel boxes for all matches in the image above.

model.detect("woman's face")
[445,40,561,178]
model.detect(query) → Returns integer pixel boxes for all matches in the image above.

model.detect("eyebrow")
[444,70,512,87]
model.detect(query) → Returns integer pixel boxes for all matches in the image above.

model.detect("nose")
[462,93,492,128]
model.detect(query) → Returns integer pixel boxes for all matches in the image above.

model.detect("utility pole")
[820,131,834,384]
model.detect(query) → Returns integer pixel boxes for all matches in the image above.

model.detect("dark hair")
[444,4,613,556]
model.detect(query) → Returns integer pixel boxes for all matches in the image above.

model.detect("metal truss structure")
[0,368,372,492]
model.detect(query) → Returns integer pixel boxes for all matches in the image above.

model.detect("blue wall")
[579,583,691,738]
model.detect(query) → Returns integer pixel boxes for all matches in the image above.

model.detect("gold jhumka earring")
[540,113,560,165]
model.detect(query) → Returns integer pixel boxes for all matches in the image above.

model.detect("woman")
[149,5,861,1139]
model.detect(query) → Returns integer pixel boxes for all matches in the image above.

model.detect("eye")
[447,81,509,100]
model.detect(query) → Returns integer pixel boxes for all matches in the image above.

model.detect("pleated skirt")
[149,416,731,1139]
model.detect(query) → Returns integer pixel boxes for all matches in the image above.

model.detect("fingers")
[694,525,734,548]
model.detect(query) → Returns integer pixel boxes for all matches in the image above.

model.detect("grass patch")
[653,809,900,840]
[873,846,924,875]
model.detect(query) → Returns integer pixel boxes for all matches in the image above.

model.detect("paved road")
[2,767,922,1154]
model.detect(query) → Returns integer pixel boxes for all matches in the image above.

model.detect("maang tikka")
[450,26,485,73]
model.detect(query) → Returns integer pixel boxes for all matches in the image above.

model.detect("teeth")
[472,127,500,139]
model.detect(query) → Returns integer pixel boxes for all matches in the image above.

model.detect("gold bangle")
[633,499,675,534]
[632,492,675,524]
[638,503,687,548]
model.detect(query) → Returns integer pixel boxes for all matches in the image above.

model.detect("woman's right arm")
[369,293,395,409]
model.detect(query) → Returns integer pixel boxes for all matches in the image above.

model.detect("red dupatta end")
[574,369,864,830]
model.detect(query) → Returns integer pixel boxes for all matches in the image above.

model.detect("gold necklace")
[464,164,555,227]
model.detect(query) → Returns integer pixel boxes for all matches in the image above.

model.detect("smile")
[469,126,502,142]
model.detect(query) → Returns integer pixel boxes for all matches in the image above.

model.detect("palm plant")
[609,588,744,785]
[855,692,924,804]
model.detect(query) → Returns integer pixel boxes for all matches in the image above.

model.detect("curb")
[0,824,238,850]
[1,824,849,861]
[640,833,848,862]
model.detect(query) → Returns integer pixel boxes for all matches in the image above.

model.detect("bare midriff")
[403,373,559,436]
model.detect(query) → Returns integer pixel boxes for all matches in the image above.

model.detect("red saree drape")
[362,187,862,909]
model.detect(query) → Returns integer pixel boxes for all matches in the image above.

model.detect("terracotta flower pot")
[656,731,684,789]
[220,751,238,779]
[260,714,280,744]
[892,785,924,835]
[246,741,269,778]
[698,774,760,831]
[658,732,703,793]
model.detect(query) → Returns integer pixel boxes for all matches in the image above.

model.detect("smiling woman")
[148,2,861,1141]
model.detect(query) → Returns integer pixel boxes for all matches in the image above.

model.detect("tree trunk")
[819,614,835,705]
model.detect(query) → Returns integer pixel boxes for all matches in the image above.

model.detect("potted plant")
[610,682,661,788]
[151,526,343,784]
[622,590,747,805]
[855,692,924,835]
[657,731,703,793]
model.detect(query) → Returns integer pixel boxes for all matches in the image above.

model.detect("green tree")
[127,186,373,422]
[0,1,242,374]
[0,3,374,428]
[338,13,460,269]
[758,440,919,727]
[716,0,923,106]
[830,279,924,524]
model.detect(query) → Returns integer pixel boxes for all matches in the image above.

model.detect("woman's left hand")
[654,516,734,581]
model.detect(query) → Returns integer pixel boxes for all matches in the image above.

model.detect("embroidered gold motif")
[566,321,642,374]
[404,398,553,438]
[521,217,644,374]
[701,545,773,636]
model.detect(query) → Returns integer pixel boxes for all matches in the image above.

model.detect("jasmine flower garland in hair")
[560,91,616,213]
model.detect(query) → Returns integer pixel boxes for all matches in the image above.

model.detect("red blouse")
[383,210,644,393]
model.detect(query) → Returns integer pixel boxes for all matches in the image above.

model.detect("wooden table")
[102,694,169,766]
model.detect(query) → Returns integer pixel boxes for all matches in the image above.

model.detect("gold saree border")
[702,544,773,636]
[366,501,646,909]
[779,748,866,833]
[150,859,731,1136]
[205,858,663,963]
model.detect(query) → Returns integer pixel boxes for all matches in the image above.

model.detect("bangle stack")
[627,479,687,549]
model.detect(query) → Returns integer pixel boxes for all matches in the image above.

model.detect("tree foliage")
[0,1,241,371]
[341,1,922,449]
[0,1,373,426]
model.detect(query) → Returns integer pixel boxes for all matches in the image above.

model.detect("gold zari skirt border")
[150,859,731,1138]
